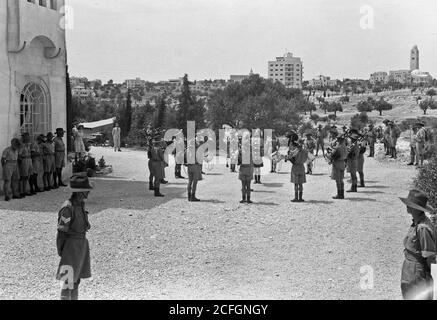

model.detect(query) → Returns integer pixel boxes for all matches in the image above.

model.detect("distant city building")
[72,85,95,99]
[268,52,303,89]
[411,70,433,85]
[89,79,102,89]
[370,72,388,84]
[308,75,339,87]
[388,70,412,84]
[70,76,88,87]
[410,45,419,71]
[125,77,146,89]
[370,46,432,85]
[230,69,255,83]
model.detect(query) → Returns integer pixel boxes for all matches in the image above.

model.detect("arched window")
[20,83,51,137]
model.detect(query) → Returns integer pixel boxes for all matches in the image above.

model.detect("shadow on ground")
[0,178,187,213]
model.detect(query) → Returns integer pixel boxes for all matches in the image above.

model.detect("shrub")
[414,157,437,208]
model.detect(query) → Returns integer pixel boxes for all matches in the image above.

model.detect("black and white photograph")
[1,0,437,305]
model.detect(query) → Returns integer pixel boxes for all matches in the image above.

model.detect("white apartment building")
[268,52,303,89]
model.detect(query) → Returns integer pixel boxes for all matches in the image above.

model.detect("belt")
[58,233,86,240]
[404,249,426,264]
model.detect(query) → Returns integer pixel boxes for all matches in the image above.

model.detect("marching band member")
[315,125,325,157]
[290,139,308,203]
[304,133,316,175]
[346,129,360,193]
[330,135,348,200]
[238,132,254,204]
[357,132,367,188]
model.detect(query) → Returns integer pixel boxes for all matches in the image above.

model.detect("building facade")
[268,52,303,89]
[125,77,146,89]
[308,75,338,87]
[370,71,388,84]
[0,0,67,190]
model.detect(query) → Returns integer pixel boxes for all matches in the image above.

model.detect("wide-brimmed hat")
[67,174,94,193]
[415,122,425,127]
[331,125,337,129]
[37,134,46,142]
[46,132,54,138]
[56,128,65,134]
[400,189,434,213]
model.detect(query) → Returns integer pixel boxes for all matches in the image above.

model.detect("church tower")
[410,45,419,70]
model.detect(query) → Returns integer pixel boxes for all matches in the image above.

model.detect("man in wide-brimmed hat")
[42,132,56,190]
[388,121,401,159]
[18,132,34,197]
[415,122,427,167]
[29,134,45,194]
[1,138,22,201]
[54,128,68,188]
[56,174,94,300]
[149,137,165,197]
[407,123,420,166]
[330,135,348,200]
[399,189,437,300]
[367,123,377,158]
[346,129,360,193]
[304,132,316,175]
[315,124,325,157]
[382,120,392,156]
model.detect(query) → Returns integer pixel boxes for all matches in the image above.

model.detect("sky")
[66,0,437,83]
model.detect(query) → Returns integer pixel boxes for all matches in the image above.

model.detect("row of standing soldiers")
[1,129,67,201]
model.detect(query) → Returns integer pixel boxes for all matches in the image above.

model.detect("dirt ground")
[0,145,418,300]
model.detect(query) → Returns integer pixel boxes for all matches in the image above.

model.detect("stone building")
[268,52,303,89]
[0,0,67,191]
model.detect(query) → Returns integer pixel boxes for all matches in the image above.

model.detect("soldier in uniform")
[330,136,348,200]
[56,174,94,300]
[389,121,401,159]
[252,130,264,184]
[290,139,309,202]
[42,132,56,190]
[54,128,68,187]
[1,138,21,201]
[173,132,186,179]
[399,189,436,300]
[150,138,165,197]
[357,133,367,188]
[346,130,360,193]
[185,138,202,202]
[315,125,325,157]
[238,133,254,204]
[29,134,44,194]
[407,125,419,166]
[415,122,427,167]
[270,136,280,173]
[329,125,339,142]
[367,123,377,158]
[304,133,316,175]
[18,133,34,197]
[382,120,391,156]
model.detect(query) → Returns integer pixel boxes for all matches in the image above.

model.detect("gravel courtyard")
[0,146,417,300]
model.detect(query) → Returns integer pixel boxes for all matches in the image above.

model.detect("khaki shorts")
[43,155,56,173]
[2,162,19,181]
[19,158,33,177]
[55,151,66,169]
